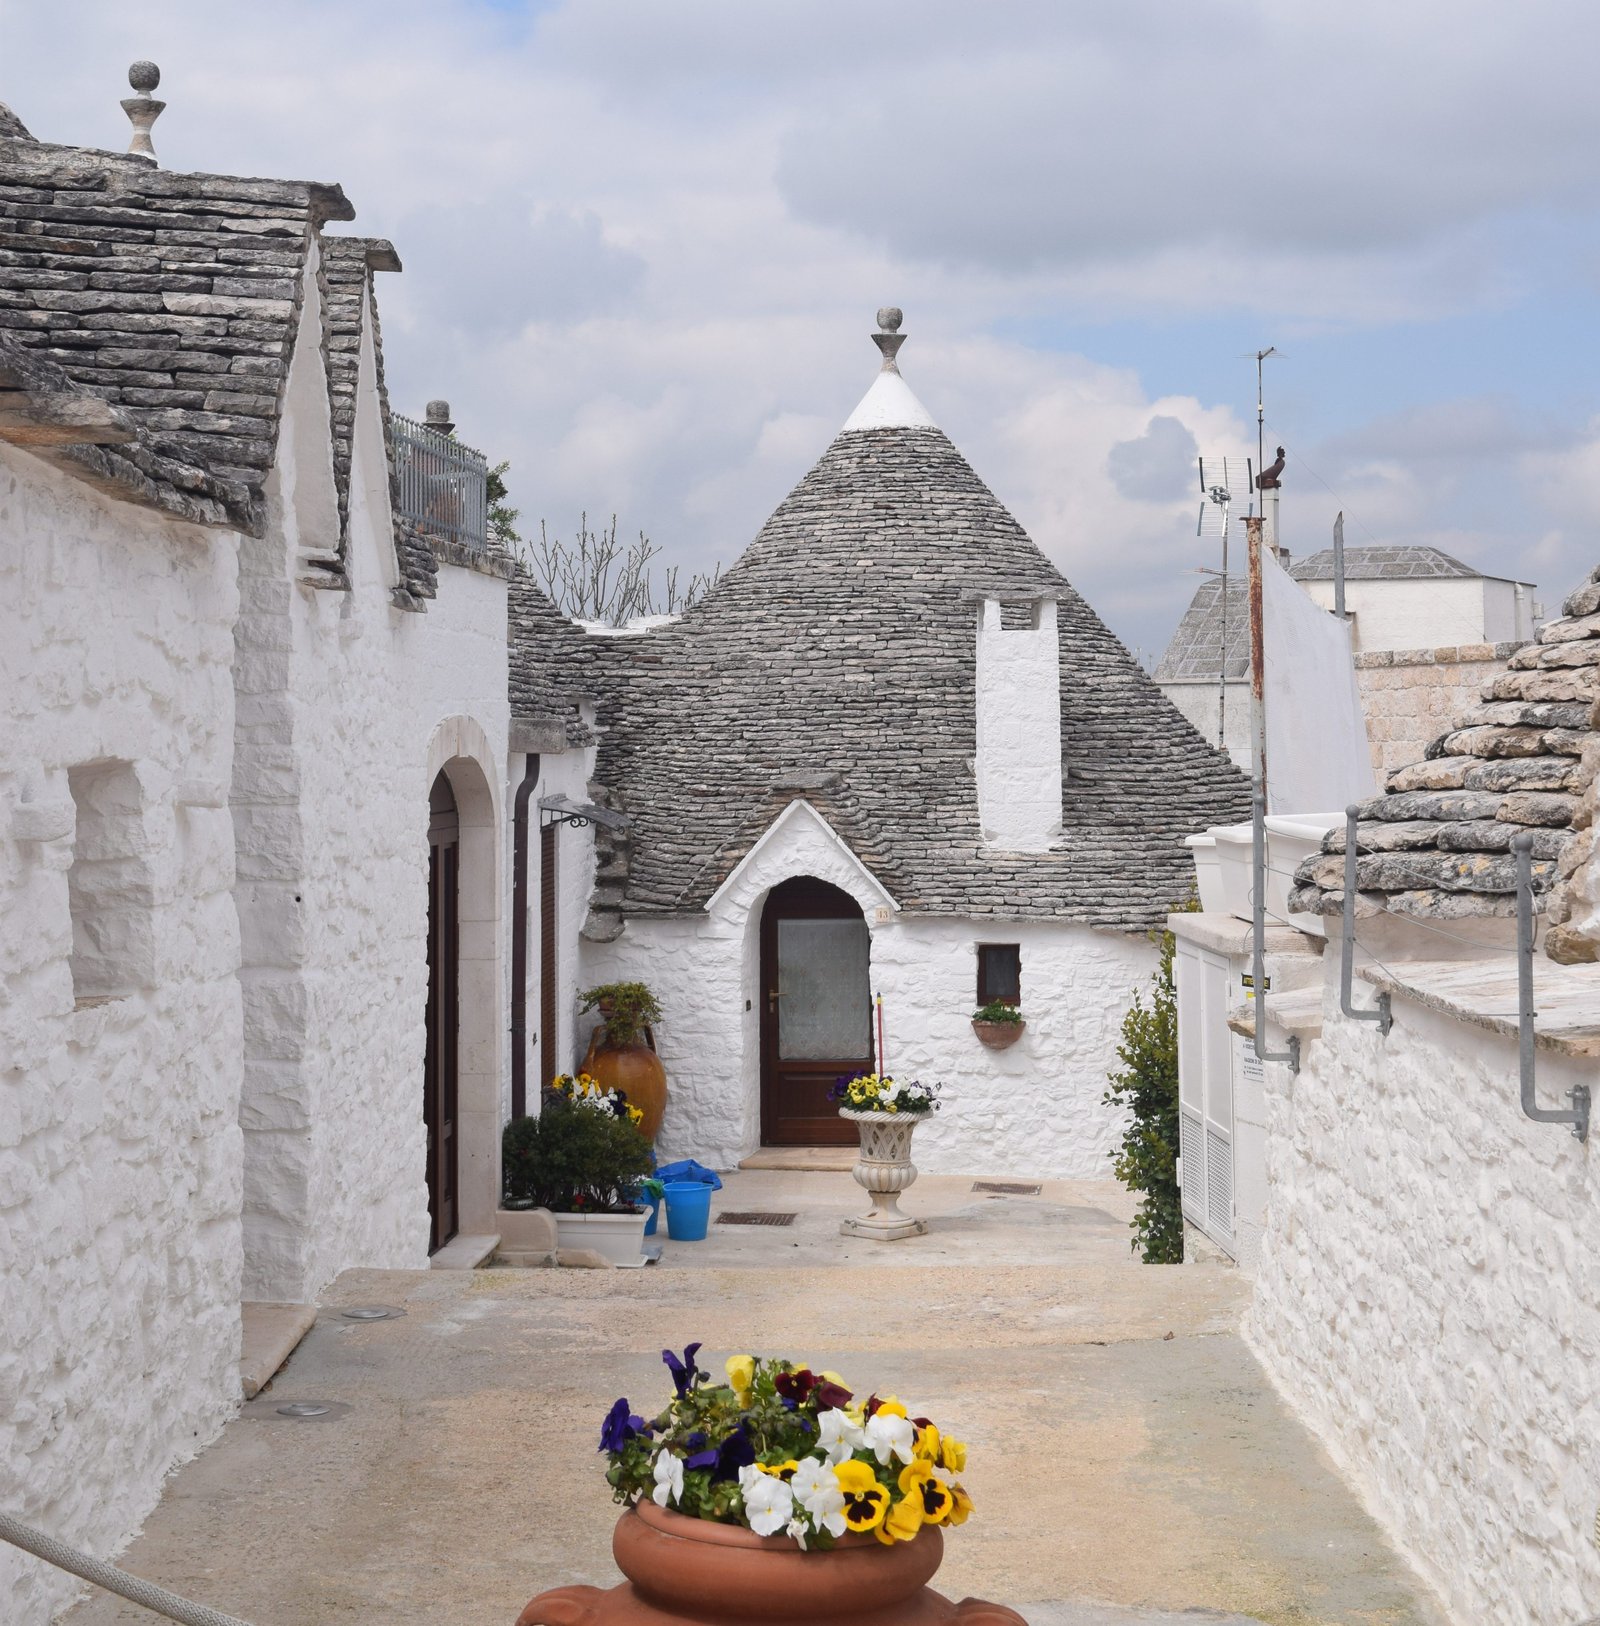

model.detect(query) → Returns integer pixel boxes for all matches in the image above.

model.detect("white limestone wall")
[0,445,243,1626]
[876,917,1154,1177]
[1248,985,1600,1626]
[234,269,509,1301]
[581,800,1155,1175]
[975,599,1063,851]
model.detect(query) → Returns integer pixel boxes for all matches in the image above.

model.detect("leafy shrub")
[1103,908,1192,1263]
[972,1000,1023,1024]
[502,1095,654,1213]
[580,981,663,1046]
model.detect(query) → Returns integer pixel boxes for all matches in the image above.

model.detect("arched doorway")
[759,876,874,1145]
[425,769,459,1252]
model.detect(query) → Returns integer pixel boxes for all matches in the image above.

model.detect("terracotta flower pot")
[970,1019,1024,1050]
[581,1028,668,1141]
[516,1500,1025,1626]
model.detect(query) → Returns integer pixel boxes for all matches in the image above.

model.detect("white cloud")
[6,0,1600,655]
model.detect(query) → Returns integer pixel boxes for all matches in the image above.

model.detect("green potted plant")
[516,1348,1022,1625]
[503,1074,655,1263]
[580,980,669,1139]
[970,1001,1025,1050]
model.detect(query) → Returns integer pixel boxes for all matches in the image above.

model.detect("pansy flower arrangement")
[600,1345,972,1549]
[550,1071,645,1128]
[829,1072,941,1115]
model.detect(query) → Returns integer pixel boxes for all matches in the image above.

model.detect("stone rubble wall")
[580,800,1155,1176]
[0,444,244,1626]
[1248,983,1600,1626]
[1353,641,1519,780]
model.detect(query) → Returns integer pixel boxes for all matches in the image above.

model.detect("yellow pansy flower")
[873,1396,908,1419]
[761,1459,801,1481]
[897,1460,955,1526]
[875,1490,925,1546]
[833,1460,890,1532]
[940,1436,967,1474]
[914,1424,942,1462]
[947,1483,974,1526]
[725,1354,755,1400]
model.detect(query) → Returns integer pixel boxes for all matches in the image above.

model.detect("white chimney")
[975,596,1063,851]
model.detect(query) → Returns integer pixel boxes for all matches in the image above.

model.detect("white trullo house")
[0,82,516,1623]
[515,313,1251,1175]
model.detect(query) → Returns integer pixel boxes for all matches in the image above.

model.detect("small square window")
[976,943,1021,1007]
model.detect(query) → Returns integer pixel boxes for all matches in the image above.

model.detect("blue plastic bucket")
[643,1196,663,1236]
[663,1181,712,1242]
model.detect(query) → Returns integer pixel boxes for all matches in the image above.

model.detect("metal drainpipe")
[1513,831,1590,1140]
[510,752,540,1121]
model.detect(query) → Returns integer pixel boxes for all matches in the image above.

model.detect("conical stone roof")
[1289,569,1600,955]
[575,319,1251,931]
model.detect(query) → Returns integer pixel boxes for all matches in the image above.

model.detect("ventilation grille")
[717,1212,797,1228]
[1205,1126,1233,1237]
[972,1181,1041,1196]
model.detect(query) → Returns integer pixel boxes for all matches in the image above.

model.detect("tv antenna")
[1195,454,1254,752]
[1253,347,1281,498]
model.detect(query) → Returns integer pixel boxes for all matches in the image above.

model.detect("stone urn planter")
[581,1026,668,1141]
[970,1018,1024,1050]
[839,1108,929,1241]
[515,1499,1025,1626]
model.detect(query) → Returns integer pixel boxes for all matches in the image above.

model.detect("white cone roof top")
[841,306,938,432]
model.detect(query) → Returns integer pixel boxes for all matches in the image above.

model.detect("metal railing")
[392,413,488,553]
[1,1508,254,1625]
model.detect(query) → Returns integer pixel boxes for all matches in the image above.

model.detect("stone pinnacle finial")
[872,307,906,373]
[121,61,165,166]
[425,400,455,435]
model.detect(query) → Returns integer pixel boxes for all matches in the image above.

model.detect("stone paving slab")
[64,1179,1446,1626]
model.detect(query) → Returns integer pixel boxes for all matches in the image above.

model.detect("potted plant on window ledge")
[970,1002,1025,1050]
[580,980,669,1140]
[502,1074,655,1264]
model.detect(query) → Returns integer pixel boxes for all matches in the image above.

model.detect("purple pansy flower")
[599,1397,649,1453]
[662,1342,706,1398]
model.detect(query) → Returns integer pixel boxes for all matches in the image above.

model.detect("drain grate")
[717,1211,797,1227]
[972,1180,1041,1197]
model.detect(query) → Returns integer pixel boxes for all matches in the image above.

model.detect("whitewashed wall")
[536,744,600,1086]
[581,799,1155,1175]
[234,265,509,1302]
[1248,987,1600,1626]
[0,444,244,1626]
[1299,574,1536,652]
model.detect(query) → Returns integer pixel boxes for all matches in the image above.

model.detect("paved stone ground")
[64,1174,1446,1626]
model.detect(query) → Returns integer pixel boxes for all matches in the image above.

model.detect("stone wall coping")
[1227,989,1325,1040]
[1353,641,1522,669]
[1168,910,1321,957]
[1357,957,1600,1056]
[431,537,515,581]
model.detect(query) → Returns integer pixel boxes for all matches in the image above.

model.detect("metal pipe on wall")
[509,753,540,1121]
[1513,832,1590,1140]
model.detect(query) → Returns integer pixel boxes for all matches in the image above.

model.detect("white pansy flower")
[652,1450,684,1507]
[786,1518,809,1549]
[738,1463,795,1537]
[790,1456,848,1538]
[817,1408,866,1465]
[864,1410,915,1466]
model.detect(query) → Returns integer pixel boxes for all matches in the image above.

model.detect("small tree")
[486,460,521,550]
[1104,905,1194,1263]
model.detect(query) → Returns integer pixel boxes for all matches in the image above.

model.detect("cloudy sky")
[8,1,1600,656]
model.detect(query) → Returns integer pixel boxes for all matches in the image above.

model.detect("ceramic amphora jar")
[581,1028,668,1141]
[515,1500,1026,1626]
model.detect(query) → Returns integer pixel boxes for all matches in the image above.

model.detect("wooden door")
[425,771,460,1253]
[760,877,873,1145]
